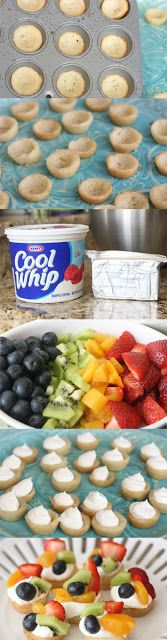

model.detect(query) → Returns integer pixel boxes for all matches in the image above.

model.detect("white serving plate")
[1,319,167,430]
[0,537,167,640]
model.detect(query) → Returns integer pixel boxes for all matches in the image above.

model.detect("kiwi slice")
[43,399,75,422]
[73,330,96,341]
[57,333,70,344]
[65,366,90,392]
[110,571,131,588]
[64,569,91,589]
[81,603,105,618]
[57,550,75,564]
[68,405,83,428]
[36,614,70,635]
[31,577,50,592]
[43,418,58,429]
[103,557,117,574]
[55,381,75,398]
[52,360,64,382]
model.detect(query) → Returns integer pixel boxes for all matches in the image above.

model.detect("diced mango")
[75,591,96,603]
[85,339,104,358]
[101,614,136,636]
[80,357,99,382]
[7,570,23,589]
[107,362,124,388]
[93,383,107,394]
[92,362,109,384]
[91,405,113,422]
[93,333,107,344]
[33,603,46,614]
[133,581,149,605]
[82,388,108,413]
[110,357,124,374]
[36,551,56,568]
[81,420,104,429]
[53,588,73,602]
[101,337,116,351]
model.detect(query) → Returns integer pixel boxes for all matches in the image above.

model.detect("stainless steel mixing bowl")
[90,209,167,255]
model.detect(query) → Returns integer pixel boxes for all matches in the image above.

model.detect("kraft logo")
[27,245,44,252]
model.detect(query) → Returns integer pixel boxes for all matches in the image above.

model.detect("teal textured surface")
[139,0,167,97]
[0,97,167,209]
[0,428,166,538]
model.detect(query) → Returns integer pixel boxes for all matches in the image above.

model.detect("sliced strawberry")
[106,343,122,362]
[122,352,150,382]
[124,373,144,404]
[146,582,156,600]
[161,367,167,377]
[132,343,146,353]
[46,601,65,620]
[44,539,65,553]
[105,601,124,614]
[146,340,167,369]
[158,375,167,411]
[100,541,126,562]
[106,331,136,362]
[109,400,142,429]
[142,365,160,393]
[129,568,149,586]
[142,395,166,425]
[19,563,42,578]
[87,559,100,595]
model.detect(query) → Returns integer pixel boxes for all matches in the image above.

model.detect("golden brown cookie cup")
[146,462,167,480]
[122,600,154,617]
[112,442,135,455]
[102,454,129,472]
[121,481,150,501]
[25,509,59,534]
[74,459,100,473]
[92,512,127,537]
[24,631,60,640]
[44,439,71,456]
[18,487,35,503]
[51,494,80,513]
[40,456,67,475]
[52,470,81,493]
[8,591,49,614]
[128,507,160,529]
[59,513,91,536]
[149,490,167,514]
[0,468,22,490]
[16,448,39,464]
[140,450,163,462]
[81,501,112,517]
[76,436,100,451]
[89,471,115,488]
[0,500,27,521]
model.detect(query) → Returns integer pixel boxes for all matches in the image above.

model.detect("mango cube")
[110,357,124,375]
[101,336,116,351]
[92,362,109,384]
[82,388,108,413]
[85,339,104,358]
[80,357,99,382]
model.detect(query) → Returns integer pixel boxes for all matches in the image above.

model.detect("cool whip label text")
[15,249,59,291]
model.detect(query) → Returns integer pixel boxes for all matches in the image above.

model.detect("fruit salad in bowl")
[0,319,166,429]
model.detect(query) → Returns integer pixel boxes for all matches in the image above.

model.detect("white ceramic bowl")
[1,319,167,429]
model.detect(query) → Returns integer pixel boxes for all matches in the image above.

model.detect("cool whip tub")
[5,224,89,303]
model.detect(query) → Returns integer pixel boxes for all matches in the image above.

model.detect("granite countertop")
[0,212,167,331]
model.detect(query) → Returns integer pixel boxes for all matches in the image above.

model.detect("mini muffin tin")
[0,0,143,97]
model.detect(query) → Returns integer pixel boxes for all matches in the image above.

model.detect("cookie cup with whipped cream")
[149,487,167,514]
[79,602,136,639]
[40,453,67,475]
[43,435,71,456]
[25,506,59,535]
[12,477,35,503]
[128,500,160,529]
[52,467,81,492]
[102,449,129,472]
[112,436,135,455]
[0,490,27,521]
[146,456,167,480]
[0,465,22,490]
[74,450,100,474]
[92,509,127,537]
[13,444,38,465]
[140,442,163,462]
[110,566,156,617]
[121,473,150,501]
[51,492,80,514]
[59,506,91,537]
[89,466,115,488]
[36,544,77,589]
[2,453,25,476]
[76,432,100,451]
[81,491,112,517]
[7,565,51,614]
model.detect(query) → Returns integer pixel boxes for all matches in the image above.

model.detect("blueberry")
[23,614,37,632]
[7,365,24,381]
[42,332,57,347]
[118,583,135,599]
[16,581,37,601]
[67,581,85,596]
[85,616,100,634]
[0,372,11,393]
[31,396,47,414]
[33,348,50,364]
[92,554,103,567]
[31,386,44,398]
[13,339,28,355]
[11,400,31,422]
[7,350,24,365]
[26,336,42,351]
[0,337,13,356]
[13,377,33,398]
[0,356,7,370]
[35,370,51,389]
[52,560,66,575]
[45,346,59,360]
[29,414,45,428]
[24,353,45,375]
[0,390,16,412]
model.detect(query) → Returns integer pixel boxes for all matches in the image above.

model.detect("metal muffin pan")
[0,0,142,97]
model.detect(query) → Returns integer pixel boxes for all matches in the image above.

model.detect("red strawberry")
[100,541,126,562]
[106,331,136,362]
[71,268,82,284]
[146,340,167,369]
[142,365,160,392]
[122,352,150,382]
[46,601,65,620]
[19,564,42,578]
[146,582,156,600]
[109,400,142,428]
[142,395,166,425]
[129,568,149,586]
[124,373,144,404]
[159,375,167,411]
[87,559,100,595]
[161,367,167,377]
[105,601,124,614]
[106,387,124,401]
[132,343,146,353]
[44,539,65,553]
[64,265,78,282]
[106,343,122,362]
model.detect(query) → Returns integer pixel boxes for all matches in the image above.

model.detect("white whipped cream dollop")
[60,507,83,530]
[102,448,124,463]
[113,436,132,449]
[42,563,74,582]
[77,432,97,444]
[129,500,156,520]
[147,456,167,471]
[28,506,51,525]
[8,578,38,605]
[43,435,66,451]
[42,452,62,466]
[77,450,97,468]
[153,487,167,504]
[122,473,146,492]
[141,442,161,458]
[79,617,111,638]
[0,466,15,481]
[83,491,108,512]
[53,467,74,483]
[13,444,33,458]
[0,490,19,512]
[111,585,152,610]
[96,509,119,527]
[63,601,86,619]
[2,454,21,470]
[12,478,33,498]
[91,466,109,482]
[33,626,53,638]
[53,492,74,507]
